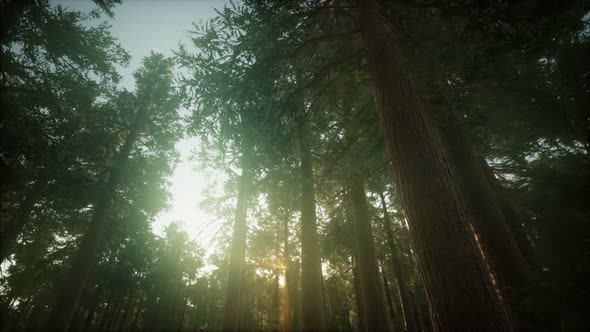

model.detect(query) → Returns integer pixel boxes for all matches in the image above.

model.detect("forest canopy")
[1,0,589,331]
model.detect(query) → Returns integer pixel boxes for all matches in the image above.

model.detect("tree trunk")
[131,295,144,331]
[222,150,252,331]
[349,181,391,331]
[45,106,146,331]
[352,255,366,332]
[379,263,396,324]
[118,290,135,331]
[282,210,293,332]
[357,1,513,330]
[480,158,539,269]
[440,124,529,298]
[297,109,326,332]
[98,298,113,332]
[271,270,280,332]
[379,192,417,332]
[105,296,122,331]
[84,296,100,330]
[0,178,45,263]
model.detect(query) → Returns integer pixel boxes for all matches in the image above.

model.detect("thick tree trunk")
[297,110,326,331]
[357,1,513,330]
[440,124,529,298]
[379,192,418,332]
[222,151,252,332]
[45,107,145,331]
[349,181,392,331]
[0,178,45,263]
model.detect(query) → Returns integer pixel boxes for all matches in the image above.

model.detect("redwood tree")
[357,0,513,330]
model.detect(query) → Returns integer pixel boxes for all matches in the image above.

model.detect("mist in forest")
[1,1,589,331]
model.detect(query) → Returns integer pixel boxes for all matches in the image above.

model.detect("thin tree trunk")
[131,295,144,331]
[45,106,146,331]
[84,296,100,330]
[0,178,45,263]
[282,209,293,332]
[379,192,417,332]
[379,263,396,324]
[297,108,326,332]
[98,298,113,332]
[352,255,365,332]
[349,181,391,331]
[271,270,280,332]
[480,158,539,269]
[222,149,252,331]
[118,290,135,331]
[357,1,513,330]
[177,285,189,332]
[440,124,529,298]
[105,297,122,331]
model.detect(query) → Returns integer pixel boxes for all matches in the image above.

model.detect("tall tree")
[296,102,327,331]
[356,0,513,330]
[348,180,391,331]
[45,53,180,330]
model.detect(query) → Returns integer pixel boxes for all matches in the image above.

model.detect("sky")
[57,0,230,246]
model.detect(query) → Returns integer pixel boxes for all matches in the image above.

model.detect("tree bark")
[379,191,417,332]
[357,1,513,330]
[440,124,529,299]
[222,150,252,332]
[349,181,391,331]
[45,106,146,331]
[297,108,326,332]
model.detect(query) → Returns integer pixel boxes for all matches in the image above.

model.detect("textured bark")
[379,192,417,332]
[0,178,45,263]
[45,106,146,331]
[357,1,513,330]
[440,124,529,298]
[297,110,326,331]
[349,181,392,331]
[222,151,252,332]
